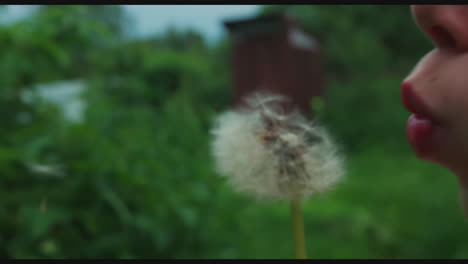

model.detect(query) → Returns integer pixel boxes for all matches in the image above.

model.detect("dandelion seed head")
[211,92,344,201]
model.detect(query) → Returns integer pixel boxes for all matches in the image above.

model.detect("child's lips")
[401,82,441,156]
[406,114,436,156]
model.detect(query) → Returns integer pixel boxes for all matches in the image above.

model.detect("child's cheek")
[442,58,468,151]
[445,55,468,119]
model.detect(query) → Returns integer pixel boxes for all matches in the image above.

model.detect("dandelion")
[211,92,345,259]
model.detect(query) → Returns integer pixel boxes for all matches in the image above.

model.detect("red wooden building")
[224,14,325,116]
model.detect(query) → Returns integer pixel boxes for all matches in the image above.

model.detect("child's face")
[403,5,468,183]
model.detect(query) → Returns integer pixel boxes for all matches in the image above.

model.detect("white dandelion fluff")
[211,92,344,201]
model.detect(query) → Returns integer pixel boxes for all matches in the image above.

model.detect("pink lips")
[406,114,434,155]
[401,82,438,156]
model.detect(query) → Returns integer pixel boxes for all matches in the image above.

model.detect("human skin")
[402,5,468,216]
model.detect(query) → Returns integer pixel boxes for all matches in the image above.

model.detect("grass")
[210,146,468,259]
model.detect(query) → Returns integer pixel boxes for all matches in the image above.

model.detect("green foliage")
[0,5,233,259]
[0,4,466,259]
[310,96,325,122]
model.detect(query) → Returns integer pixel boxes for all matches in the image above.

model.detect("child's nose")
[411,5,468,52]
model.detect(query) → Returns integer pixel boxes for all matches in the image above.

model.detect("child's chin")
[423,148,468,176]
[412,140,450,168]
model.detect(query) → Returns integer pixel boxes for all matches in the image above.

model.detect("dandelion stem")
[290,197,307,259]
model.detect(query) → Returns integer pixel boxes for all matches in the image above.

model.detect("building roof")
[224,14,298,36]
[223,14,318,46]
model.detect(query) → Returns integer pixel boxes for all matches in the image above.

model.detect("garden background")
[1,5,467,259]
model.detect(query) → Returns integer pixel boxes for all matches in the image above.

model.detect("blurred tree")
[151,26,208,52]
[37,5,130,38]
[84,5,132,38]
[0,5,118,258]
[0,4,231,259]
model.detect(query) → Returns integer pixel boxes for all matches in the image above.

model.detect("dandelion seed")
[211,92,344,201]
